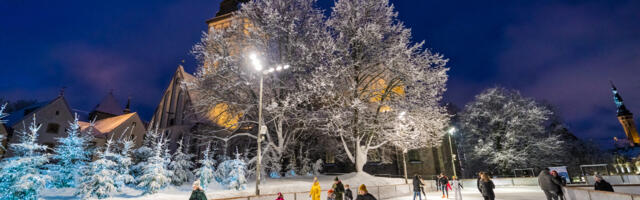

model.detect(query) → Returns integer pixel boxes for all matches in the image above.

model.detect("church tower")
[611,82,640,145]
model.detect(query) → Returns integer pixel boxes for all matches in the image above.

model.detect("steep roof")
[215,0,249,17]
[79,112,137,135]
[93,92,123,116]
[6,96,72,128]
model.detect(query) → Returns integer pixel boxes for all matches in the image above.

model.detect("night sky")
[1,0,639,148]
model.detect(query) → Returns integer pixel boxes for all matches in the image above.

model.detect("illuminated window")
[325,152,335,164]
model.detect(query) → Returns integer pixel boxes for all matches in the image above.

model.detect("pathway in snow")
[388,186,547,200]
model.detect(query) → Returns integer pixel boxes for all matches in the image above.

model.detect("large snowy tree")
[189,0,331,174]
[48,114,92,188]
[78,139,118,199]
[459,87,565,174]
[0,115,50,200]
[169,137,195,186]
[304,0,449,172]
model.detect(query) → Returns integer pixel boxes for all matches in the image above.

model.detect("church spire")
[123,96,131,114]
[611,81,632,116]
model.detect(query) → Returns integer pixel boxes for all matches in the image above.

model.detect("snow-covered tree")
[194,143,216,190]
[78,139,118,199]
[298,149,312,176]
[188,0,331,176]
[48,114,92,188]
[302,0,449,172]
[459,87,565,174]
[131,128,159,178]
[0,103,7,152]
[169,137,195,186]
[215,149,247,190]
[111,130,135,190]
[312,159,323,175]
[0,115,50,200]
[136,134,172,195]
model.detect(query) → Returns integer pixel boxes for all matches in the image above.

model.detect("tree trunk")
[403,150,408,184]
[355,145,367,173]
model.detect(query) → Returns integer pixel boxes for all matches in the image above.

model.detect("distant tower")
[611,82,640,145]
[123,97,131,114]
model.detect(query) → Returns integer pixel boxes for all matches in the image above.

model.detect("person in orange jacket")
[310,177,322,200]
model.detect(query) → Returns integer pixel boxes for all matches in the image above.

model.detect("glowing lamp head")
[448,127,456,135]
[276,65,283,71]
[249,53,263,71]
[283,64,290,69]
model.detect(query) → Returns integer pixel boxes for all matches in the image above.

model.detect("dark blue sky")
[2,0,640,147]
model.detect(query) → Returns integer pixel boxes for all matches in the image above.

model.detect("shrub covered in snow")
[0,115,51,200]
[48,114,92,188]
[169,137,195,186]
[78,139,118,199]
[136,134,172,195]
[215,151,247,190]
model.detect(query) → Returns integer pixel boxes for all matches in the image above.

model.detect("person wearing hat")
[189,180,208,200]
[594,174,614,192]
[332,176,345,200]
[310,177,322,200]
[355,184,376,200]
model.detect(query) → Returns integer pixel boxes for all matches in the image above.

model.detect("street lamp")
[448,127,457,178]
[248,53,289,195]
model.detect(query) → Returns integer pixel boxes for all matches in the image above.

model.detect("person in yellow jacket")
[310,177,322,200]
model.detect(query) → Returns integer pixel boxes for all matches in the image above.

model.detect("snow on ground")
[41,173,406,200]
[388,186,546,200]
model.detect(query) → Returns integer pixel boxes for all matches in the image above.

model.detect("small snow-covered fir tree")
[285,154,297,177]
[48,114,92,188]
[136,134,172,194]
[215,149,247,190]
[169,137,195,186]
[112,131,135,190]
[194,143,216,190]
[131,128,159,178]
[0,103,7,151]
[298,150,312,176]
[0,115,50,200]
[312,159,323,175]
[78,139,118,199]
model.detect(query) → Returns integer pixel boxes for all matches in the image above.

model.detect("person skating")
[418,175,427,199]
[538,168,562,200]
[310,177,322,200]
[412,174,423,200]
[328,189,336,200]
[438,173,450,198]
[476,172,484,193]
[436,174,442,191]
[332,177,345,200]
[276,192,285,200]
[594,174,614,192]
[551,170,566,200]
[189,180,208,200]
[355,184,377,200]
[345,184,353,200]
[478,173,495,200]
[452,176,464,200]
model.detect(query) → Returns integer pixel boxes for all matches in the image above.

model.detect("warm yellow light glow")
[208,103,242,129]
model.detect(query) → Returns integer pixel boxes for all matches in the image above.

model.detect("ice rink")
[389,186,547,200]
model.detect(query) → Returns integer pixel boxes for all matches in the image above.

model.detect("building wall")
[9,97,74,154]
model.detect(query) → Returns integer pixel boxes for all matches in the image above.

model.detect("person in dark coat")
[551,170,566,200]
[344,184,353,200]
[538,168,562,200]
[594,174,614,192]
[436,174,442,191]
[476,172,484,193]
[189,180,208,200]
[479,173,495,200]
[412,174,423,200]
[332,177,345,200]
[356,184,377,200]
[438,173,450,198]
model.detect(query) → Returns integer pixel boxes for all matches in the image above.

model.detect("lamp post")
[448,127,457,178]
[248,53,289,195]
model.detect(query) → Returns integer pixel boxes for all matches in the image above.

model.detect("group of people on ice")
[309,176,376,200]
[411,173,464,200]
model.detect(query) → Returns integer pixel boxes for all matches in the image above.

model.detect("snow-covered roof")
[79,112,137,135]
[92,92,123,116]
[6,96,72,128]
